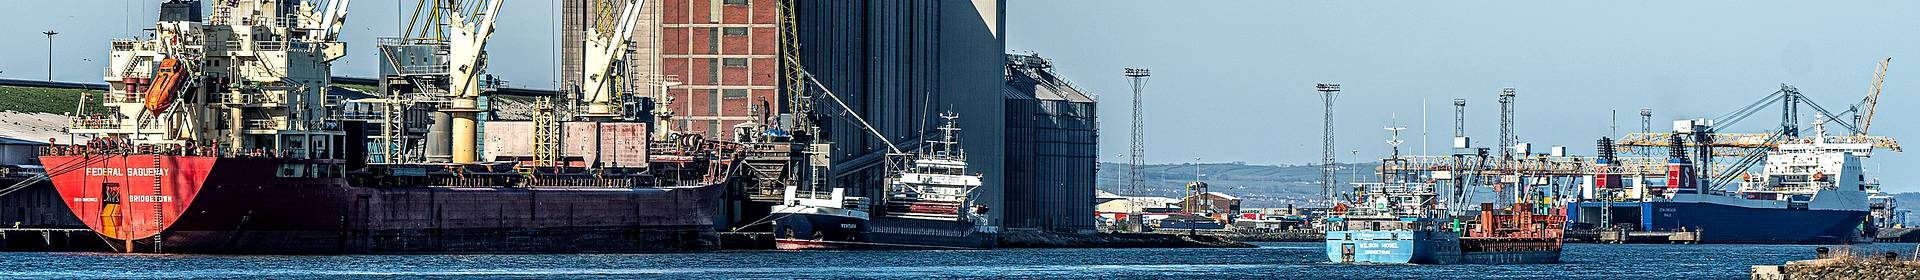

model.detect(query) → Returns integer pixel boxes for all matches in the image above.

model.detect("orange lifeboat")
[143,58,189,115]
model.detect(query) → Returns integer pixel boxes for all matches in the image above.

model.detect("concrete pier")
[998,231,1254,248]
[0,228,107,251]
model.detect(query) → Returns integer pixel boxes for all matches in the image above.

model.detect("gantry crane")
[1616,80,1902,191]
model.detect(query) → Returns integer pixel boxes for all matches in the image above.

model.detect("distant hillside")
[1890,193,1920,224]
[0,85,107,115]
[1096,162,1377,208]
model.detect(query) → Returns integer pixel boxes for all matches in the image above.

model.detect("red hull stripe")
[40,155,216,241]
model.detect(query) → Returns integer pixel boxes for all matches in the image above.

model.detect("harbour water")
[3,242,1912,279]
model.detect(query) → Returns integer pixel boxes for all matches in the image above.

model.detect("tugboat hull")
[771,212,996,250]
[1326,230,1560,265]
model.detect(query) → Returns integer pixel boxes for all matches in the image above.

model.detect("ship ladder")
[150,153,163,253]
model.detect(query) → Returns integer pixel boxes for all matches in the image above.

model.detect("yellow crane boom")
[1861,57,1890,135]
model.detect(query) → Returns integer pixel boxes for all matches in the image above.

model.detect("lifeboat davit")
[143,58,188,115]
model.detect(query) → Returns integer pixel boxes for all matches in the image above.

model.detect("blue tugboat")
[1325,130,1563,264]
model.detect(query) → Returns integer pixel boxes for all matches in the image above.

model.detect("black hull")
[773,212,995,250]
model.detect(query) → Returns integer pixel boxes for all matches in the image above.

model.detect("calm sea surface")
[2,242,1913,279]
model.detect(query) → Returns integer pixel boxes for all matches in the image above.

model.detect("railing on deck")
[69,117,121,130]
[245,119,281,130]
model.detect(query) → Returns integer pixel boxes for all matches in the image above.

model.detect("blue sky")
[4,1,1919,191]
[1004,0,1920,191]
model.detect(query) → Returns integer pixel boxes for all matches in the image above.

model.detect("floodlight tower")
[1498,88,1517,164]
[1124,68,1151,196]
[1314,83,1341,207]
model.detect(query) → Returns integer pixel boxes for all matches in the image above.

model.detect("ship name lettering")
[127,195,174,203]
[85,168,167,177]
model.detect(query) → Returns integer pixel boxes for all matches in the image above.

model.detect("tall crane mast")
[1859,57,1890,136]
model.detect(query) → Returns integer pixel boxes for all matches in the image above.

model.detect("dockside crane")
[1617,80,1902,192]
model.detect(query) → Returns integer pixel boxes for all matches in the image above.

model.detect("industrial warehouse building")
[560,0,1014,225]
[1001,53,1098,233]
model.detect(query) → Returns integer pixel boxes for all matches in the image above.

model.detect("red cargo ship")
[41,0,741,254]
[39,145,732,254]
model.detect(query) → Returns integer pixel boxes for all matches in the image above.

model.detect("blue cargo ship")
[1569,122,1880,244]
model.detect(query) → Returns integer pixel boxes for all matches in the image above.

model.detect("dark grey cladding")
[1001,53,1097,233]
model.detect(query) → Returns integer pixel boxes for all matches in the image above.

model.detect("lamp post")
[43,30,58,81]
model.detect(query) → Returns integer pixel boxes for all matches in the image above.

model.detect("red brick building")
[660,0,781,138]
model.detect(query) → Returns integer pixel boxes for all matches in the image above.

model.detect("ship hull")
[43,155,725,254]
[1568,201,1868,244]
[771,212,868,250]
[771,212,996,250]
[1326,230,1560,265]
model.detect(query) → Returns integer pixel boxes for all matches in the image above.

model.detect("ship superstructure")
[77,0,347,156]
[769,112,999,250]
[882,113,990,224]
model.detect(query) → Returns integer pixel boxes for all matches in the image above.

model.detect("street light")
[42,30,58,81]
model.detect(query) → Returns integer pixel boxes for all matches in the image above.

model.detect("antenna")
[1452,99,1467,138]
[1498,87,1517,166]
[1387,114,1407,158]
[1314,83,1341,207]
[1125,68,1151,196]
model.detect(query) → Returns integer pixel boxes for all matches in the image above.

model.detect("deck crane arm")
[446,0,504,164]
[449,0,503,99]
[315,0,352,62]
[581,0,647,117]
[1860,57,1890,135]
[320,0,352,41]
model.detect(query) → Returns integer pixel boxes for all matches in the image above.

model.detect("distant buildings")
[1180,192,1243,222]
